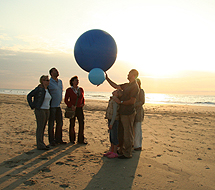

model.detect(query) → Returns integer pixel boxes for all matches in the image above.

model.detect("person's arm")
[27,87,38,109]
[64,89,71,107]
[105,72,121,89]
[109,101,118,129]
[80,88,85,107]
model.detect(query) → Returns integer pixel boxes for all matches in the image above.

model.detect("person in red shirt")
[64,76,87,144]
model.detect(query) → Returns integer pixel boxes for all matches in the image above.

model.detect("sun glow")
[114,5,215,78]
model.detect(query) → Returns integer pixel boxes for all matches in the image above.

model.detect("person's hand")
[105,72,108,80]
[109,124,113,130]
[71,105,76,111]
[80,104,84,107]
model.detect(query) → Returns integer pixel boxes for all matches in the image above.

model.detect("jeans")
[108,119,119,145]
[48,107,63,144]
[134,122,142,148]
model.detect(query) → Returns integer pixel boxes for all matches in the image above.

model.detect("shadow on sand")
[0,144,78,190]
[84,151,141,190]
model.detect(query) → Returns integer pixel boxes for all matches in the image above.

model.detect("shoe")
[134,147,142,151]
[46,145,50,149]
[118,155,130,159]
[50,142,56,146]
[107,152,118,158]
[38,147,49,150]
[56,141,67,144]
[70,141,75,144]
[117,150,123,155]
[78,141,88,145]
[103,151,112,157]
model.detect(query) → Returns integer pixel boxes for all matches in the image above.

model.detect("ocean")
[0,88,215,106]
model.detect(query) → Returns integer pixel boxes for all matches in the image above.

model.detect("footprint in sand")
[167,149,173,152]
[41,167,51,172]
[60,184,69,188]
[25,151,35,155]
[56,161,65,165]
[66,158,74,162]
[24,180,37,186]
[39,157,49,160]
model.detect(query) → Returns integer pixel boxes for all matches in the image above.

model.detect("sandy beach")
[0,94,214,190]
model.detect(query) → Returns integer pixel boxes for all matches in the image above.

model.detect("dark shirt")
[119,80,139,115]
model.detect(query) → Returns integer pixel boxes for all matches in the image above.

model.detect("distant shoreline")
[0,88,215,107]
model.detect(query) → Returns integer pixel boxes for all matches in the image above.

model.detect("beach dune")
[0,94,214,189]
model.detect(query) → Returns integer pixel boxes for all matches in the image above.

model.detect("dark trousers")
[48,107,63,144]
[118,119,124,153]
[69,107,84,143]
[35,109,49,149]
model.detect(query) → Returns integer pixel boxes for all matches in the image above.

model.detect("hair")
[136,78,141,88]
[130,69,139,79]
[117,89,123,97]
[49,67,56,75]
[70,76,78,86]
[39,75,49,84]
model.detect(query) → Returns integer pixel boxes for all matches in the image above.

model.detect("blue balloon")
[74,29,117,72]
[88,68,105,85]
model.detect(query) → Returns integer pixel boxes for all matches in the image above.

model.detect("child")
[104,89,123,158]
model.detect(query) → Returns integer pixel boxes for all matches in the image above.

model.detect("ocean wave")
[194,101,215,105]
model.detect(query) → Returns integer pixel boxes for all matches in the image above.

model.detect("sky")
[0,0,215,94]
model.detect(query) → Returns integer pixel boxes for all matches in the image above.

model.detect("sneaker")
[50,142,56,146]
[78,141,88,145]
[56,141,67,144]
[118,155,130,159]
[37,147,49,150]
[134,147,142,151]
[107,152,118,158]
[103,151,112,157]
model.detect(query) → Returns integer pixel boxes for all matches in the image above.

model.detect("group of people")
[104,69,145,159]
[27,68,145,160]
[27,68,87,150]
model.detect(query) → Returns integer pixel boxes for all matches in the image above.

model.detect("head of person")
[49,67,59,78]
[136,78,141,88]
[70,76,79,87]
[112,89,123,98]
[127,69,139,82]
[39,75,50,88]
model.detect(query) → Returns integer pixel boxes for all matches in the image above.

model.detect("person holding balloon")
[104,89,123,158]
[64,76,87,144]
[106,69,139,159]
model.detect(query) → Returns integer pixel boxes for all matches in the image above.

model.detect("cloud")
[1,48,215,95]
[0,34,73,54]
[0,33,12,41]
[0,49,114,92]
